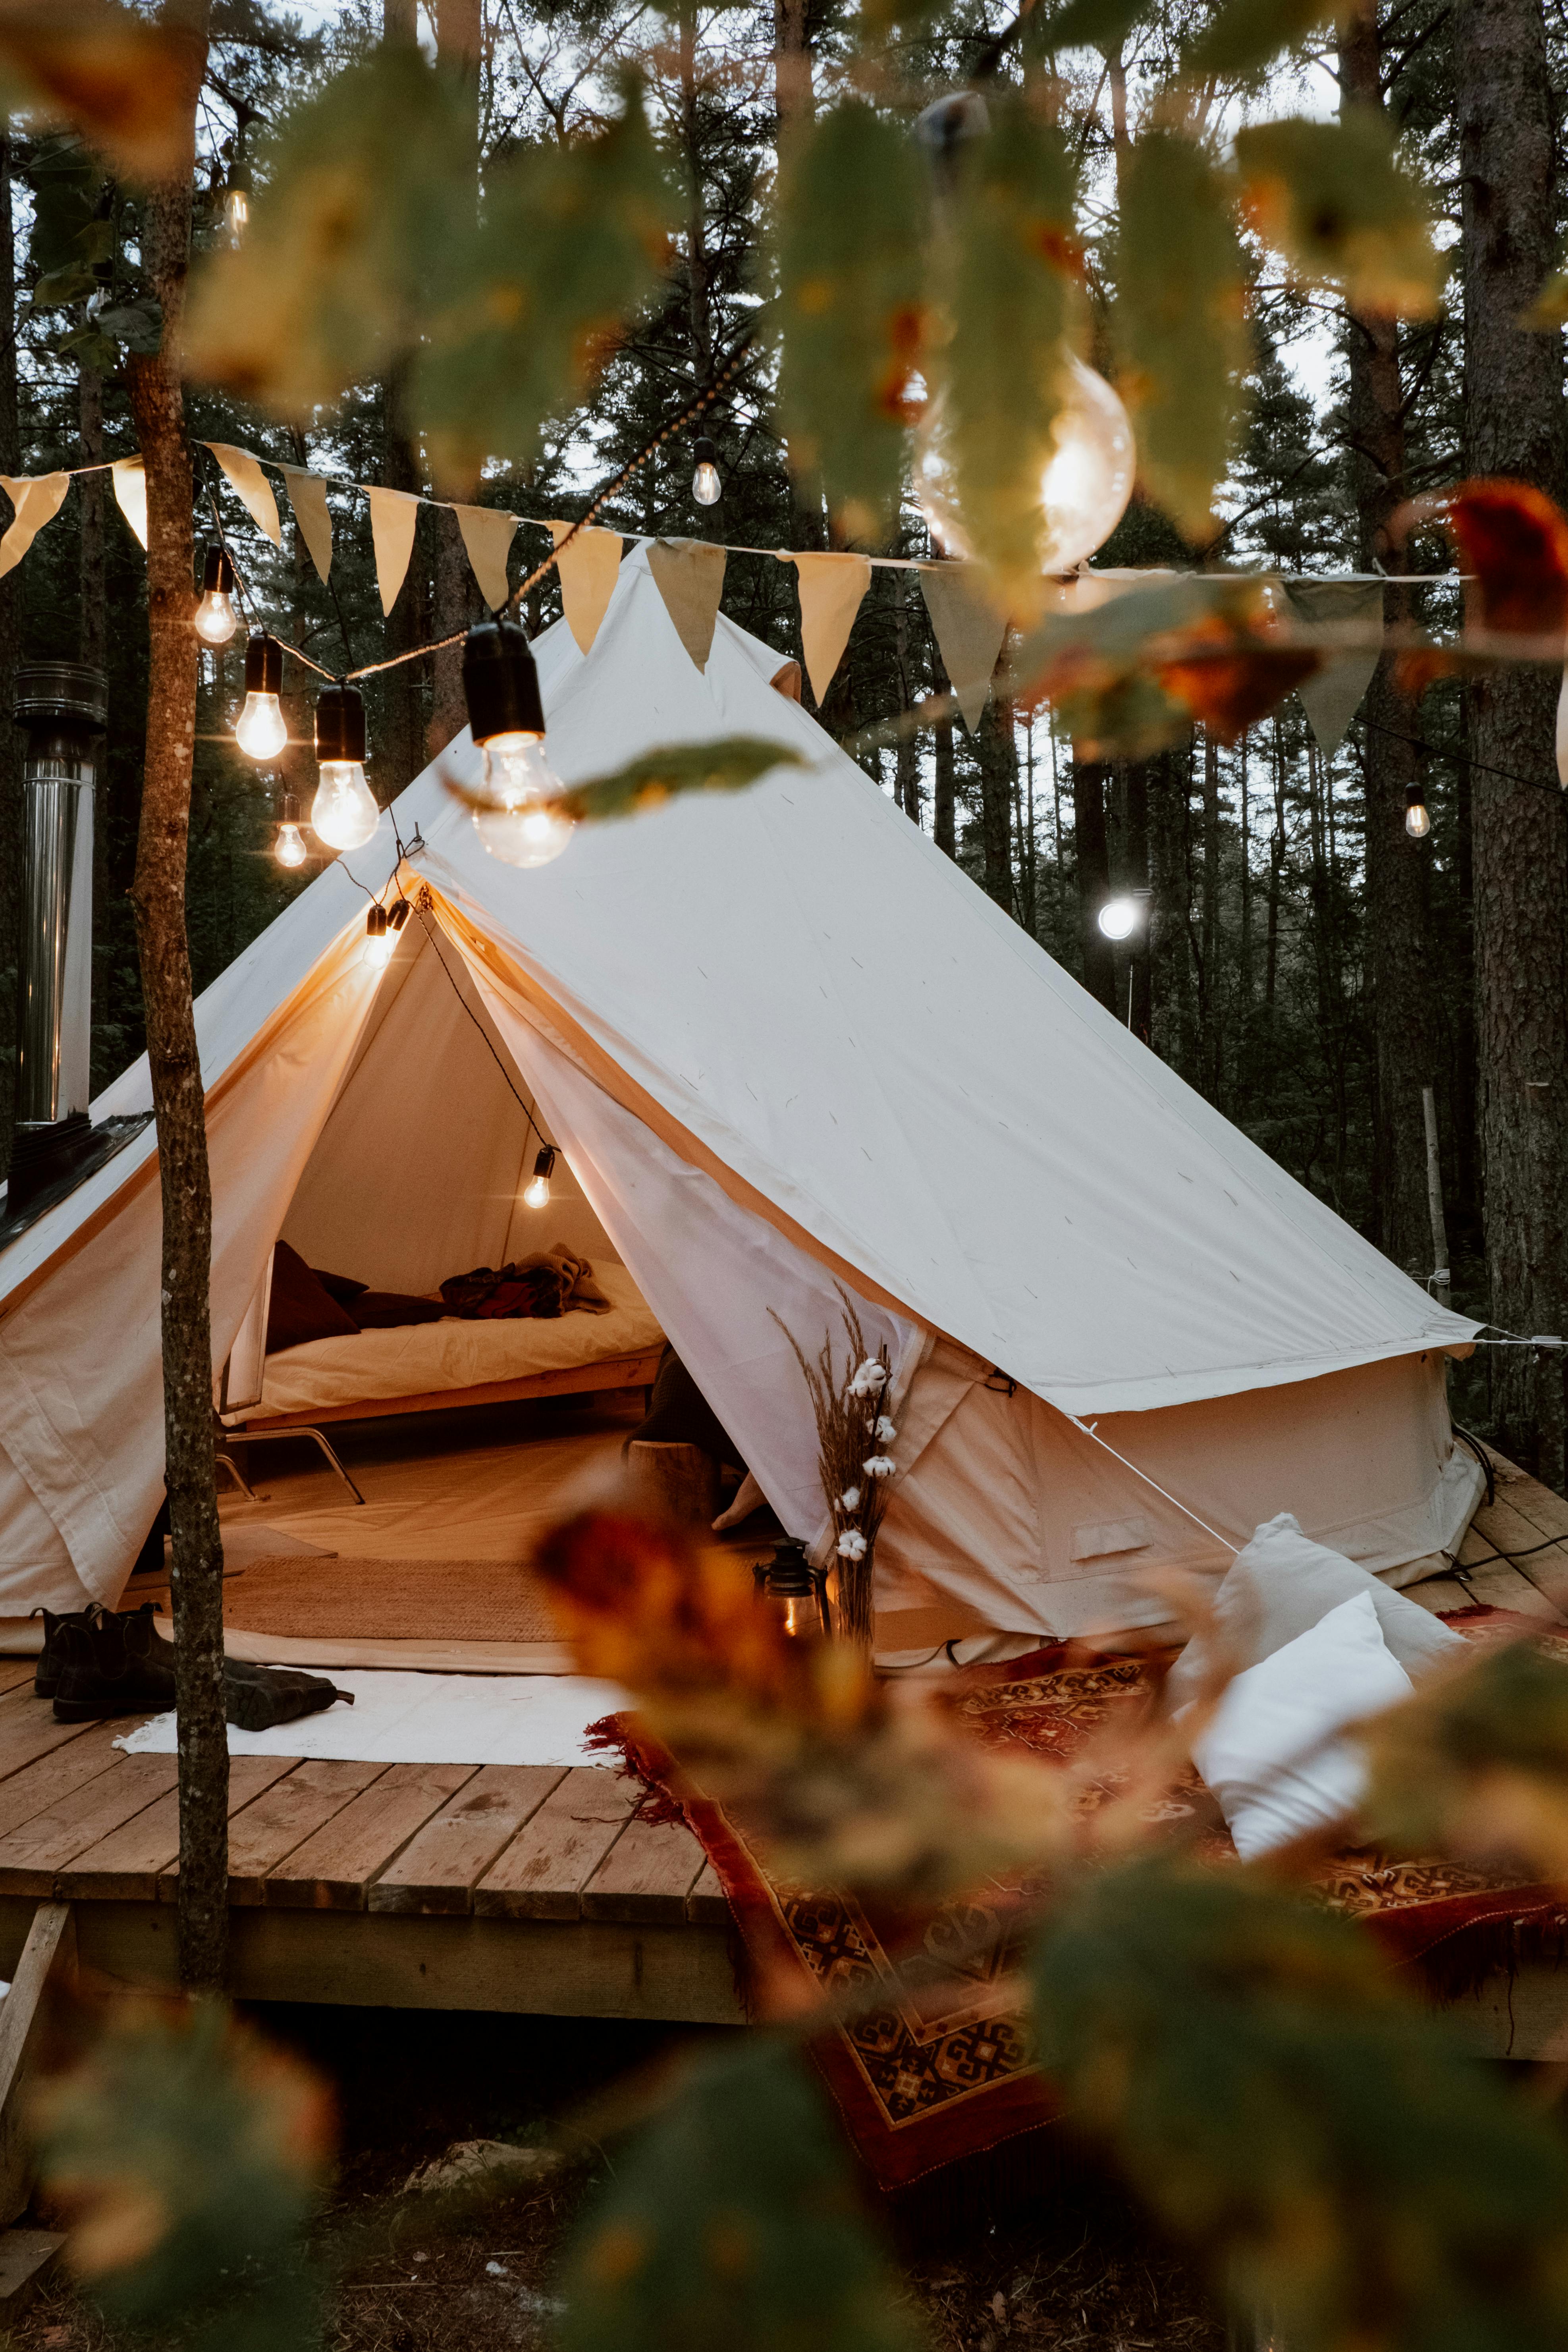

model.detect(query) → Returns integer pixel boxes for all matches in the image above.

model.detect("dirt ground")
[7,2005,1225,2352]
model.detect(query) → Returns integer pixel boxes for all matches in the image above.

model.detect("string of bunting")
[0,426,1471,744]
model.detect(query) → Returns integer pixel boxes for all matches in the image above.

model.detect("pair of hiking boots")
[34,1604,350,1730]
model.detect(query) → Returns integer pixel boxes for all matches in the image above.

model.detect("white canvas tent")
[0,546,1484,1653]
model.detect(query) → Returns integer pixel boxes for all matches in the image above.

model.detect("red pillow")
[266,1241,361,1353]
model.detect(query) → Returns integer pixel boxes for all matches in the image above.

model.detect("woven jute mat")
[222,1555,563,1645]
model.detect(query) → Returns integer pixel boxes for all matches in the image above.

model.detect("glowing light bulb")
[691,435,722,507]
[1404,785,1430,839]
[363,907,393,969]
[235,690,287,760]
[523,1145,557,1208]
[312,760,379,851]
[913,351,1136,575]
[274,821,307,869]
[471,731,573,868]
[225,185,249,240]
[194,587,237,645]
[1097,896,1140,941]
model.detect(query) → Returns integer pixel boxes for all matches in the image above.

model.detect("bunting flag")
[781,551,870,705]
[204,441,282,546]
[549,522,622,655]
[0,473,71,580]
[112,457,147,550]
[1282,579,1385,758]
[648,538,727,671]
[365,485,422,615]
[454,504,518,612]
[280,464,334,583]
[919,563,1008,733]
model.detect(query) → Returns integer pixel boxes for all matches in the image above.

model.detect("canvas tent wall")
[0,546,1483,1646]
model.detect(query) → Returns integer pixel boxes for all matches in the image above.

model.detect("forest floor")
[6,2006,1225,2352]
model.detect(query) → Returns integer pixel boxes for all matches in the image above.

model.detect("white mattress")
[230,1261,663,1421]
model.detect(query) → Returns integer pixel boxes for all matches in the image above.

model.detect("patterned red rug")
[613,1605,1568,2190]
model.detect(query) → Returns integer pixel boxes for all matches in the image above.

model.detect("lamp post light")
[1096,888,1153,1030]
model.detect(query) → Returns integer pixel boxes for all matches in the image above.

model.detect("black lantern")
[314,682,366,764]
[755,1540,832,1641]
[193,544,238,646]
[462,617,545,745]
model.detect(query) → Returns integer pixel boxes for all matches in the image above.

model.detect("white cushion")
[1188,1590,1415,1859]
[1166,1511,1466,1711]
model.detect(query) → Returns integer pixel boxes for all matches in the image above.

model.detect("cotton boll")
[840,1486,862,1513]
[876,1416,897,1442]
[837,1529,868,1561]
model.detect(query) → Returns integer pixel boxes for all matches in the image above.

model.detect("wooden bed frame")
[229,1346,666,1434]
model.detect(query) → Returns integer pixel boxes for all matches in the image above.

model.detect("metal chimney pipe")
[8,662,108,1213]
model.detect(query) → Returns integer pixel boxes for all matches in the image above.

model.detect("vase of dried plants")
[771,1292,898,1654]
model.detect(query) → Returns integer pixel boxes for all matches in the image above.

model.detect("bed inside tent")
[0,548,1489,1681]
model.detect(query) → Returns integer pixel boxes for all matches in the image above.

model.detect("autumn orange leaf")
[1445,479,1568,639]
[1156,640,1321,742]
[0,2,205,181]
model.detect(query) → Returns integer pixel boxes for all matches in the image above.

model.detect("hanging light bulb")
[193,544,238,646]
[235,632,288,760]
[1404,782,1431,839]
[523,1144,557,1209]
[224,159,251,243]
[691,434,722,507]
[363,904,392,969]
[913,351,1136,575]
[463,618,574,870]
[311,684,380,851]
[274,791,307,869]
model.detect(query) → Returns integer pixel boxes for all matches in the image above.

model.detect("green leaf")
[1031,1859,1568,2346]
[442,736,804,828]
[1360,1635,1568,1877]
[182,46,479,417]
[93,297,162,353]
[1036,0,1148,54]
[1113,130,1248,544]
[53,323,120,373]
[414,83,675,489]
[26,131,99,275]
[75,216,117,265]
[558,2040,924,2352]
[1234,113,1443,316]
[33,259,99,307]
[1183,0,1338,78]
[934,97,1080,608]
[777,100,928,544]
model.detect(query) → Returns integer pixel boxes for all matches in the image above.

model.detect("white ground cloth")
[114,1669,629,1765]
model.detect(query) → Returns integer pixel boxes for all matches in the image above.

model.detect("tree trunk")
[380,0,428,787]
[774,0,812,129]
[933,642,955,855]
[1073,760,1115,1011]
[1124,759,1151,1042]
[892,570,921,826]
[1200,730,1222,1096]
[976,692,1016,913]
[125,0,226,1993]
[1340,0,1432,1273]
[1148,749,1190,1065]
[429,0,483,754]
[0,135,20,1181]
[1458,0,1568,1481]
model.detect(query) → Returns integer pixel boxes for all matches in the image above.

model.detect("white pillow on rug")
[1187,1590,1416,1860]
[1166,1511,1466,1712]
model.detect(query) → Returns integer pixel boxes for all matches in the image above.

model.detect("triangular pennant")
[0,473,71,580]
[647,538,727,671]
[452,504,518,612]
[112,457,147,550]
[280,465,334,583]
[918,564,1007,733]
[782,551,870,704]
[365,484,422,615]
[1282,579,1385,758]
[204,441,282,546]
[549,522,622,655]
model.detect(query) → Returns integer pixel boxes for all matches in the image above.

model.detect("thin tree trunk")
[1458,0,1568,1482]
[892,570,921,826]
[1073,760,1115,1011]
[125,0,226,1993]
[1148,749,1190,1066]
[1200,730,1221,1095]
[1124,759,1151,1041]
[380,0,427,787]
[774,0,812,129]
[933,652,956,857]
[429,0,482,753]
[976,691,1016,914]
[0,135,20,1180]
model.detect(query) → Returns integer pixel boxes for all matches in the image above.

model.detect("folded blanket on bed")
[440,1244,613,1321]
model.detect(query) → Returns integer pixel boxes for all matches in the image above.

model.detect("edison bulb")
[914,351,1136,575]
[194,586,238,647]
[364,926,395,970]
[693,458,721,506]
[274,820,307,869]
[523,1170,552,1209]
[225,185,249,239]
[235,690,287,760]
[1405,798,1431,840]
[472,731,573,868]
[312,760,379,851]
[1097,896,1139,941]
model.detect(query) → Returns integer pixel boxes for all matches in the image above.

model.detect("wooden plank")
[474,1768,637,1920]
[582,1815,707,1924]
[1456,1501,1567,1618]
[1404,1573,1473,1616]
[0,1723,131,1843]
[370,1765,565,1917]
[0,1904,73,2226]
[62,1757,298,1902]
[160,1758,389,1906]
[0,1756,179,1897]
[0,1669,36,1702]
[0,1700,97,1789]
[239,1349,666,1433]
[687,1860,730,1926]
[264,1762,478,1911]
[1467,1486,1568,1612]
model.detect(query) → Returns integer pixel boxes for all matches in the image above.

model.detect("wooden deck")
[0,1677,740,2022]
[0,1447,1561,2033]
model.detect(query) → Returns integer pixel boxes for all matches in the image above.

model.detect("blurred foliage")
[1361,1634,1568,1876]
[1113,131,1248,546]
[1234,115,1443,318]
[558,2040,922,2352]
[0,0,204,181]
[776,102,928,544]
[1030,1859,1568,2350]
[34,1997,333,2352]
[440,734,807,823]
